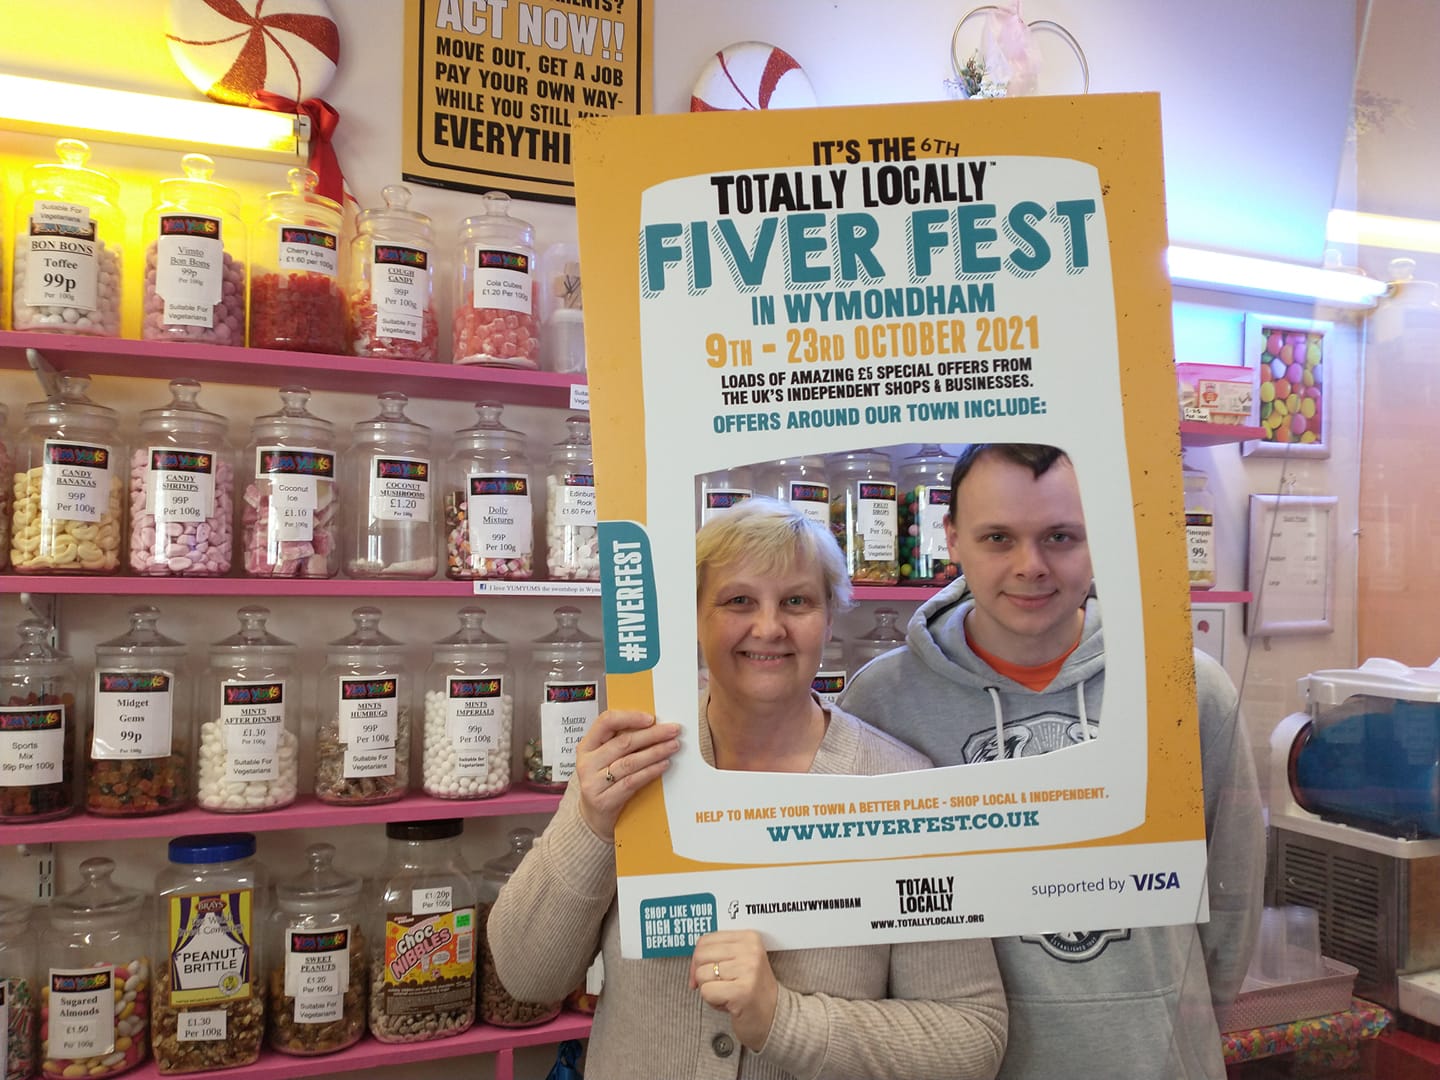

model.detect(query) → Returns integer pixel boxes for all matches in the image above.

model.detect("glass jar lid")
[0,619,72,680]
[139,379,228,441]
[457,191,533,247]
[276,843,362,912]
[432,606,508,662]
[533,606,598,648]
[154,153,243,218]
[479,826,537,887]
[351,392,431,449]
[356,183,433,243]
[903,444,950,467]
[860,608,906,643]
[555,415,591,449]
[326,605,404,664]
[24,372,118,429]
[263,166,341,222]
[210,604,297,656]
[250,386,335,445]
[96,604,186,664]
[50,858,146,923]
[27,138,120,204]
[454,401,525,455]
[168,833,257,864]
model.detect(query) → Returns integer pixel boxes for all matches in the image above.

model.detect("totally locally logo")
[896,875,954,914]
[1020,928,1131,962]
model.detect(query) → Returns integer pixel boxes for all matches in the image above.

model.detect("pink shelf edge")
[0,575,599,597]
[1192,590,1251,604]
[1179,420,1267,447]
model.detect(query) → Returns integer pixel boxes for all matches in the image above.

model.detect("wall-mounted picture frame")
[1247,494,1338,636]
[1241,312,1333,459]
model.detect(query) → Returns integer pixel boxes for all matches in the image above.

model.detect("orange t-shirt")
[967,631,1082,692]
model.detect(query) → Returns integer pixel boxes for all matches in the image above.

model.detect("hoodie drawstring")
[986,683,1094,758]
[1077,683,1092,741]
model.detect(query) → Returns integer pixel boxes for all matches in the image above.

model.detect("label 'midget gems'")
[156,215,223,326]
[371,245,430,341]
[466,475,533,559]
[168,890,253,1005]
[337,678,399,778]
[858,481,898,561]
[25,201,99,310]
[220,681,285,782]
[446,676,505,777]
[0,704,65,786]
[919,486,951,557]
[371,457,431,522]
[256,447,335,543]
[559,473,596,525]
[147,447,217,522]
[277,227,339,277]
[48,967,115,1058]
[472,249,531,313]
[787,481,830,526]
[92,670,173,760]
[541,681,598,782]
[42,441,113,523]
[284,926,351,1024]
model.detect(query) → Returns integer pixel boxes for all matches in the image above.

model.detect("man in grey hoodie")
[839,442,1264,1080]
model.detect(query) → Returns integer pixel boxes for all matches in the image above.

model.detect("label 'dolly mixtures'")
[337,678,398,777]
[541,681,598,782]
[220,681,284,782]
[380,907,474,1016]
[284,926,351,1024]
[92,670,173,760]
[446,676,504,778]
[168,890,253,1005]
[0,704,65,786]
[466,475,532,559]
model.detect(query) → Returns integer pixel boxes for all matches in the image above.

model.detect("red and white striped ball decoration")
[165,0,340,106]
[690,41,816,112]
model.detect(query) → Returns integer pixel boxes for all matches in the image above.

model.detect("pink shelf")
[0,574,600,598]
[1179,420,1266,447]
[0,330,584,408]
[1192,590,1252,604]
[2,789,563,844]
[854,584,941,601]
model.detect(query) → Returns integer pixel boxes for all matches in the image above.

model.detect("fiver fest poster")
[575,95,1203,958]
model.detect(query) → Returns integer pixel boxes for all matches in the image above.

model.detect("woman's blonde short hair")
[695,495,853,611]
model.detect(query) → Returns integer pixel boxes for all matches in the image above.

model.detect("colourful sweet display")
[1257,328,1323,446]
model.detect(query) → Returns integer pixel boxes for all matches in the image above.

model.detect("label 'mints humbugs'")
[92,670,173,760]
[858,481,898,561]
[372,244,430,341]
[560,472,596,525]
[25,201,99,310]
[169,889,253,1004]
[337,677,398,778]
[147,447,217,523]
[257,446,335,543]
[467,475,533,559]
[0,704,64,786]
[472,248,532,313]
[919,485,951,557]
[446,676,504,777]
[371,456,431,522]
[157,214,223,326]
[284,926,350,1024]
[42,441,113,523]
[49,968,115,1058]
[541,681,598,782]
[788,481,830,527]
[220,681,284,782]
[277,226,339,277]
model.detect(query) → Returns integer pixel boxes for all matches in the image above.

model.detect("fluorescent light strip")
[1327,209,1440,256]
[0,73,301,159]
[1167,245,1387,308]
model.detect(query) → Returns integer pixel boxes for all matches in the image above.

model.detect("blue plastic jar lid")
[168,833,257,864]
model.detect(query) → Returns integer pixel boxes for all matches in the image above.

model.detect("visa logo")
[1131,871,1181,891]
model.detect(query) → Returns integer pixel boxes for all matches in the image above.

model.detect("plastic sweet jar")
[812,637,847,706]
[12,373,123,574]
[695,464,754,529]
[847,608,907,677]
[367,819,477,1044]
[0,618,78,824]
[0,898,39,1080]
[197,605,300,813]
[1183,457,1217,590]
[265,843,367,1057]
[241,387,339,578]
[538,241,584,373]
[474,827,562,1027]
[0,403,12,572]
[87,604,192,817]
[452,191,539,368]
[130,379,234,577]
[443,402,534,581]
[343,392,437,579]
[423,606,513,800]
[38,858,150,1080]
[828,449,899,585]
[250,167,345,353]
[152,834,266,1074]
[347,184,438,361]
[898,444,956,587]
[759,456,830,529]
[315,606,411,805]
[545,415,598,581]
[11,138,123,337]
[523,606,604,792]
[141,154,246,344]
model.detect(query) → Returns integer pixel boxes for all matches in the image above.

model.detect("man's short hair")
[947,444,1072,522]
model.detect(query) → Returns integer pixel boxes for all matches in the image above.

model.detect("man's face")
[945,454,1093,666]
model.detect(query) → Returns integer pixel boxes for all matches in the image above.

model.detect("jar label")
[472,248,532,314]
[701,488,751,525]
[787,481,830,527]
[156,215,223,327]
[167,889,254,1004]
[466,475,533,559]
[858,482,898,561]
[92,670,174,759]
[919,485,951,558]
[371,457,431,522]
[337,677,399,777]
[277,226,339,277]
[447,676,505,777]
[24,202,99,311]
[1186,516,1215,576]
[146,447,218,522]
[372,245,430,341]
[541,681,599,782]
[0,703,64,787]
[47,968,115,1059]
[559,474,596,525]
[176,1009,227,1042]
[412,887,452,915]
[220,681,285,782]
[42,441,113,523]
[257,447,335,543]
[284,926,350,1023]
[811,669,846,706]
[380,908,475,1016]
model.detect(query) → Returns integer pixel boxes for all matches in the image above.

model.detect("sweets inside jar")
[265,928,366,1056]
[39,960,150,1079]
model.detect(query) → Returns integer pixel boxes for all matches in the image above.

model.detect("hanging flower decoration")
[945,2,1086,100]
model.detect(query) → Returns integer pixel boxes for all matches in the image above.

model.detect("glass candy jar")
[129,380,233,577]
[1184,457,1217,590]
[760,456,830,528]
[545,416,597,581]
[87,605,191,816]
[423,607,513,800]
[250,167,345,353]
[241,387,339,578]
[812,637,847,706]
[452,192,539,368]
[12,373,123,574]
[0,618,77,823]
[198,606,300,813]
[444,403,534,581]
[523,607,604,792]
[695,465,753,528]
[828,449,899,585]
[266,844,367,1057]
[898,444,955,587]
[152,835,266,1074]
[367,820,477,1044]
[11,139,123,337]
[0,899,39,1080]
[141,154,246,344]
[475,828,562,1027]
[348,184,438,361]
[0,403,12,572]
[538,242,584,373]
[315,606,411,805]
[39,858,150,1079]
[847,608,907,677]
[343,392,436,579]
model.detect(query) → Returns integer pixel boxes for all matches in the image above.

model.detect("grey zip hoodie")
[838,578,1265,1080]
